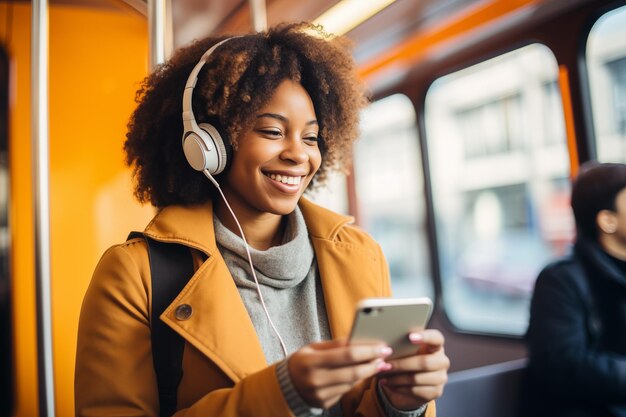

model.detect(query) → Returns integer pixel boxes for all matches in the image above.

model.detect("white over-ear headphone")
[181,37,237,175]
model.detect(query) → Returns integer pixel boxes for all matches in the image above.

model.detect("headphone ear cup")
[182,129,213,172]
[198,123,231,175]
[182,123,231,175]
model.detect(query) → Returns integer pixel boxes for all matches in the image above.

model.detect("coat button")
[175,304,192,320]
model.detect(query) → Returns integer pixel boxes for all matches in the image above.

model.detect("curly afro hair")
[124,22,368,207]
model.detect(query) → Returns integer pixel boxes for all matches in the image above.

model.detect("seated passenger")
[74,23,449,417]
[525,162,626,417]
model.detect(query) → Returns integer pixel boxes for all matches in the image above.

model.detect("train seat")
[436,358,527,417]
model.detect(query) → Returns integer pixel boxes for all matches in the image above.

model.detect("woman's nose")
[280,135,308,164]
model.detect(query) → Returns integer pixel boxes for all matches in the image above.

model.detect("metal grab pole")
[148,0,170,69]
[249,0,267,32]
[31,0,56,416]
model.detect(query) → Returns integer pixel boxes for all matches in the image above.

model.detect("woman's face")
[222,79,322,216]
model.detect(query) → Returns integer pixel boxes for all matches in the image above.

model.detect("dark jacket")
[524,236,626,417]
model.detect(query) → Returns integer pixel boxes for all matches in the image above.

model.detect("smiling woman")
[74,22,448,417]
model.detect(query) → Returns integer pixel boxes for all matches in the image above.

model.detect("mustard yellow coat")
[75,198,436,417]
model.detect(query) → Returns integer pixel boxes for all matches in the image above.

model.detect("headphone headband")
[182,37,238,134]
[181,37,239,175]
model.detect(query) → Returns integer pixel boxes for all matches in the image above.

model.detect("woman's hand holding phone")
[287,297,449,411]
[346,297,449,411]
[287,339,393,409]
[378,329,450,410]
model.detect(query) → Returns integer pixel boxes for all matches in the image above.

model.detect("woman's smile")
[262,171,307,193]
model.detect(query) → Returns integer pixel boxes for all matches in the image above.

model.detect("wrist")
[276,359,324,417]
[413,403,428,416]
[377,380,429,417]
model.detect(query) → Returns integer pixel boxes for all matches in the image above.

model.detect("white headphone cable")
[203,169,289,358]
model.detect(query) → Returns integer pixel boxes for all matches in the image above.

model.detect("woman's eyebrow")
[257,113,288,122]
[256,113,318,126]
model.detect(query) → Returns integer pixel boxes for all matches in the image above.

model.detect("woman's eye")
[258,129,282,138]
[303,136,319,145]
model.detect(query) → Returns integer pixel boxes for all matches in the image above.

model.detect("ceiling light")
[313,0,397,36]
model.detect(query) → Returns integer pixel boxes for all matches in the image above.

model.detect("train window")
[353,94,434,299]
[425,44,573,335]
[305,171,349,215]
[587,4,626,162]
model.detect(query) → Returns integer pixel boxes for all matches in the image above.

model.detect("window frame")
[422,41,572,337]
[583,3,626,162]
[360,2,623,345]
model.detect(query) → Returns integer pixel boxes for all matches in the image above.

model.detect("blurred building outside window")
[425,43,574,335]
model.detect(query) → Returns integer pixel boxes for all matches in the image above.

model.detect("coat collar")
[142,197,354,255]
[145,198,361,382]
[575,236,626,290]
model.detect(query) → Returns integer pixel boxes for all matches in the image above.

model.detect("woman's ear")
[597,209,617,234]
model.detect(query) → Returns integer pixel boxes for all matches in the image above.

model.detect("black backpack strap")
[127,232,194,417]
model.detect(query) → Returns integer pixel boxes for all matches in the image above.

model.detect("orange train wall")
[1,2,153,416]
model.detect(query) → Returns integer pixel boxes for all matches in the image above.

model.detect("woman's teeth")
[265,173,302,185]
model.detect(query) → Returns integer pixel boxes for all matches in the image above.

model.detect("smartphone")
[348,297,433,360]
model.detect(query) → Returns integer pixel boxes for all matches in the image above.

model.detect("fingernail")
[379,346,393,357]
[408,333,422,343]
[376,362,392,371]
